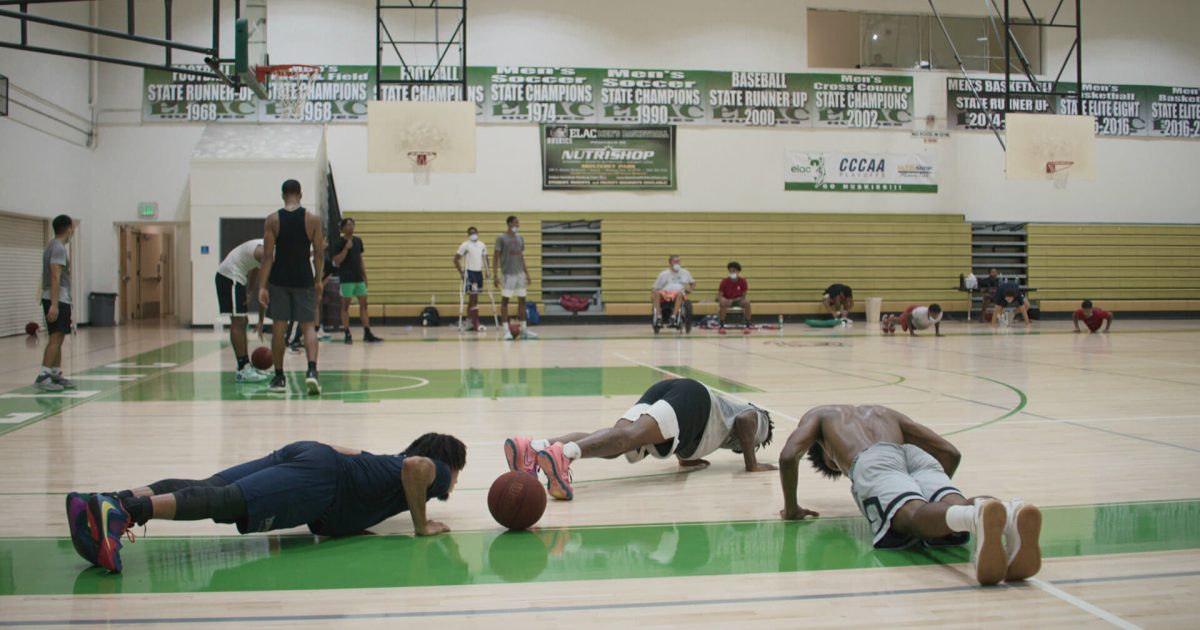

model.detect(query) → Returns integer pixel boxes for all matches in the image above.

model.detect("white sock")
[945,505,975,533]
[562,442,582,461]
[39,366,53,376]
[520,320,528,330]
[50,367,62,376]
[531,439,550,451]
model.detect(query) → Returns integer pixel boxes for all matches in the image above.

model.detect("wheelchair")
[653,297,693,334]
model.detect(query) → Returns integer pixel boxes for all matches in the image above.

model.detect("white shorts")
[501,273,528,299]
[619,400,680,462]
[849,443,962,548]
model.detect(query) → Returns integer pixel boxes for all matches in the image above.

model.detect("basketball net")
[256,65,321,119]
[407,151,437,185]
[1046,160,1074,190]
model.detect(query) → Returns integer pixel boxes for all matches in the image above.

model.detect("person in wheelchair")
[652,255,695,329]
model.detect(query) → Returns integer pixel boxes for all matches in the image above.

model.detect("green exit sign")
[139,202,158,218]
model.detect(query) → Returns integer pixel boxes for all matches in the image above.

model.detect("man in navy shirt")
[65,433,466,573]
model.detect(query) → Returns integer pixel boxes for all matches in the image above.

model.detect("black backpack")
[420,306,441,327]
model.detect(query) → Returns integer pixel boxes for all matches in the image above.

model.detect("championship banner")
[809,73,914,129]
[259,66,373,123]
[476,66,601,124]
[706,71,811,126]
[785,151,937,193]
[542,124,676,190]
[143,65,258,122]
[947,78,1200,139]
[597,68,708,125]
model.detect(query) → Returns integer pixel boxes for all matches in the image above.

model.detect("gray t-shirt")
[494,233,526,276]
[42,239,71,304]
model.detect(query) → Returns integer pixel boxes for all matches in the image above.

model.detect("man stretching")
[778,404,1042,585]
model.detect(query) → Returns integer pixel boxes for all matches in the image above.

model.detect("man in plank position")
[503,377,776,500]
[778,404,1042,585]
[66,433,466,573]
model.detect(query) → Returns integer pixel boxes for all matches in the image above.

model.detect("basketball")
[487,471,546,530]
[251,346,273,370]
[25,322,38,336]
[508,321,522,339]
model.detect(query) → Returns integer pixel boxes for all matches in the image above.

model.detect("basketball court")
[1,0,1199,627]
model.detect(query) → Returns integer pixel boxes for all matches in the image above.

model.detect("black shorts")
[464,270,484,295]
[41,300,72,334]
[216,441,340,534]
[215,273,249,316]
[636,378,712,458]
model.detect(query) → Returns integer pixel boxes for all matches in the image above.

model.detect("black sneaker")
[287,341,303,354]
[344,331,353,345]
[363,330,383,343]
[305,369,321,395]
[267,374,287,393]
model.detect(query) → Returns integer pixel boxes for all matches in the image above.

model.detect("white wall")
[3,0,1198,323]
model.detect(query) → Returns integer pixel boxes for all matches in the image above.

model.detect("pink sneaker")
[537,443,574,501]
[503,437,538,476]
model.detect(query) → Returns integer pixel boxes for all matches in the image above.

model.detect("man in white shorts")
[652,255,695,327]
[493,215,536,339]
[454,226,488,332]
[778,404,1043,586]
[502,378,776,500]
[215,239,268,382]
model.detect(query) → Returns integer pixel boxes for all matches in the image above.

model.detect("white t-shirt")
[653,268,694,293]
[908,306,942,330]
[217,239,264,285]
[457,240,487,272]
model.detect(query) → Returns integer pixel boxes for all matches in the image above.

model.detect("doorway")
[118,224,178,322]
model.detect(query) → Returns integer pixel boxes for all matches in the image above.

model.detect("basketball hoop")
[1046,160,1074,189]
[407,151,437,185]
[255,64,321,119]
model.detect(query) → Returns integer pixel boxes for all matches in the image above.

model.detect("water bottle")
[777,314,784,329]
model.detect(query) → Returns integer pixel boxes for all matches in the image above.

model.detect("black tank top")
[268,207,314,288]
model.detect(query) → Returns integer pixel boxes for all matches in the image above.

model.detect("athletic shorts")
[464,270,483,295]
[215,273,249,316]
[216,441,340,534]
[41,300,72,335]
[268,284,316,323]
[501,273,527,299]
[849,443,962,549]
[340,281,368,298]
[657,290,683,303]
[621,378,711,462]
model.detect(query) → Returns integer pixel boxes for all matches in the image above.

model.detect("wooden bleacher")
[345,211,972,320]
[1028,224,1200,313]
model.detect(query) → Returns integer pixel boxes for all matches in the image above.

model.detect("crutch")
[483,257,500,328]
[456,272,468,332]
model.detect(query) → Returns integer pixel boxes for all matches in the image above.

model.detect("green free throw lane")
[1,500,1197,596]
[89,366,761,403]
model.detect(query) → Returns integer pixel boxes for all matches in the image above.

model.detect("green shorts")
[340,281,368,298]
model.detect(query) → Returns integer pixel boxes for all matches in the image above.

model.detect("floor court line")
[1028,578,1143,630]
[4,568,1194,627]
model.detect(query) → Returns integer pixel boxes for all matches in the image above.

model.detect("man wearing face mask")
[493,215,536,339]
[717,261,752,334]
[454,226,488,332]
[652,255,695,328]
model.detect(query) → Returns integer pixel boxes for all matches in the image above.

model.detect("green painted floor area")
[0,341,224,436]
[2,500,1196,596]
[89,366,759,403]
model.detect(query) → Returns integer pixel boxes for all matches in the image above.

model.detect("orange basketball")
[251,346,273,370]
[25,322,38,336]
[487,471,546,530]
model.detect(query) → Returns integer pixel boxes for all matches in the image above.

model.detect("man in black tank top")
[258,179,326,395]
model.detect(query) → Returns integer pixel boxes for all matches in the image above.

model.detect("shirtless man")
[778,404,1042,585]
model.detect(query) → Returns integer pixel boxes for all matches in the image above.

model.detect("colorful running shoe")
[88,493,132,573]
[65,492,99,566]
[537,443,574,501]
[503,437,538,476]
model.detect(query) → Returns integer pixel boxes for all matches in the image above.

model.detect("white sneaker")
[521,329,539,339]
[1003,499,1043,582]
[236,365,270,382]
[504,330,514,340]
[970,499,1009,585]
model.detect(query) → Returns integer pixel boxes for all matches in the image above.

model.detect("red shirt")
[1073,307,1111,330]
[719,277,748,299]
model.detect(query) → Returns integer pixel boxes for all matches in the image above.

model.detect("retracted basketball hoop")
[1046,160,1074,189]
[256,64,321,119]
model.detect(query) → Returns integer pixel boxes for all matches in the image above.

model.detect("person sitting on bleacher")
[992,282,1032,328]
[717,261,752,335]
[652,255,695,328]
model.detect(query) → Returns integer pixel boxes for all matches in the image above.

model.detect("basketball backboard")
[234,0,270,99]
[1005,113,1096,183]
[367,101,477,175]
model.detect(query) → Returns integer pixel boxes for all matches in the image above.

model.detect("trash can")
[89,292,118,327]
[866,297,883,326]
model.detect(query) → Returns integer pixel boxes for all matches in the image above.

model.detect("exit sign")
[139,202,158,218]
